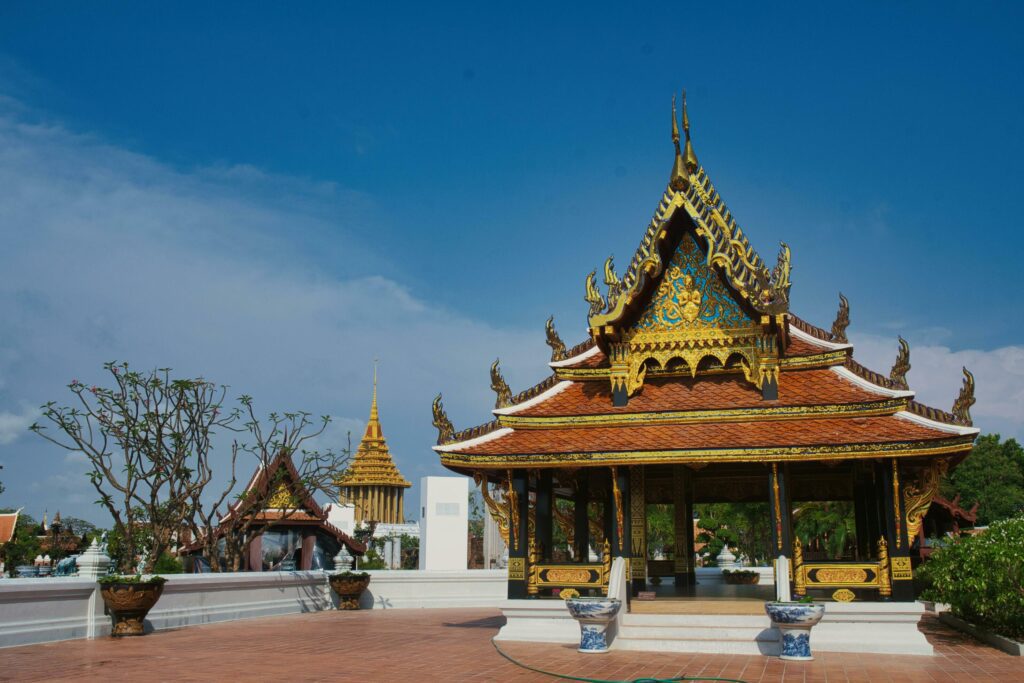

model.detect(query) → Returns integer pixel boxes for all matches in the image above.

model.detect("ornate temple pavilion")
[431,95,979,602]
[337,368,411,525]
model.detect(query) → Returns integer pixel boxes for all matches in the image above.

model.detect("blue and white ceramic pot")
[764,602,826,661]
[565,597,622,654]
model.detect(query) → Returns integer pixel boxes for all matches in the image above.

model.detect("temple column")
[769,463,794,601]
[536,470,554,562]
[880,458,914,601]
[609,466,631,571]
[507,468,530,599]
[629,466,647,594]
[300,530,316,571]
[247,533,263,572]
[673,466,696,587]
[853,475,873,561]
[398,491,405,523]
[573,474,590,562]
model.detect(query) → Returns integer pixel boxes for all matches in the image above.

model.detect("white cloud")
[0,405,36,445]
[850,332,1024,438]
[0,103,547,521]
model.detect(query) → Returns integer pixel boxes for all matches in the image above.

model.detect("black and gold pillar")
[536,469,554,562]
[609,466,630,563]
[629,466,646,593]
[573,475,590,562]
[507,468,530,599]
[673,466,696,587]
[769,463,794,598]
[880,458,914,601]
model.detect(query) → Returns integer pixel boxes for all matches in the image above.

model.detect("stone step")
[618,625,777,641]
[615,636,782,655]
[621,613,771,628]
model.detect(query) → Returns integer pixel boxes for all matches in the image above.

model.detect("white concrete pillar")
[418,476,469,571]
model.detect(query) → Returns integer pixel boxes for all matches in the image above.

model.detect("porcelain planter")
[100,580,165,637]
[565,597,622,653]
[765,602,825,661]
[329,573,371,610]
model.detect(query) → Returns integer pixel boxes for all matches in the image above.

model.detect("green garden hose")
[491,639,748,683]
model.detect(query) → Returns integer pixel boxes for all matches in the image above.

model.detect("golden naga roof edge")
[586,95,792,335]
[437,437,976,469]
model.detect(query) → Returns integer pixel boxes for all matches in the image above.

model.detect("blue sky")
[0,3,1022,524]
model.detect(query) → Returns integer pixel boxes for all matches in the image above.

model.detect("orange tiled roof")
[441,414,960,458]
[785,334,827,357]
[0,512,18,544]
[514,368,879,418]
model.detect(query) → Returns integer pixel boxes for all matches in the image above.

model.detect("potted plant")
[764,597,826,661]
[723,569,760,585]
[328,570,371,609]
[98,575,167,636]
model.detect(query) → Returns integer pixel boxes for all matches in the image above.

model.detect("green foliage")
[794,501,856,559]
[330,570,369,579]
[645,504,674,559]
[695,503,773,565]
[943,435,1024,525]
[152,552,184,574]
[468,489,484,538]
[0,514,41,576]
[358,547,387,569]
[97,574,168,586]
[920,515,1024,639]
[722,569,758,577]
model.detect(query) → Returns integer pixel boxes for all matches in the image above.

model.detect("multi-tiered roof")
[338,368,410,524]
[432,95,978,471]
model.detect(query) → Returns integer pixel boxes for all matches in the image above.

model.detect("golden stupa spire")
[669,93,689,191]
[338,361,410,524]
[682,89,698,172]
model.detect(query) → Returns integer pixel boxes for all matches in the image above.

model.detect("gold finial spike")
[669,93,689,191]
[671,93,681,148]
[682,89,698,172]
[366,360,381,437]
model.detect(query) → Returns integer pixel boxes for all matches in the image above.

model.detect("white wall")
[418,476,469,571]
[0,568,508,649]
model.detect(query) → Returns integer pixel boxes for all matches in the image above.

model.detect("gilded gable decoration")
[831,293,850,343]
[951,367,976,426]
[889,337,911,390]
[431,394,455,445]
[545,316,567,362]
[490,359,513,409]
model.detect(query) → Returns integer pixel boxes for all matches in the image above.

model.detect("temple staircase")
[614,602,782,655]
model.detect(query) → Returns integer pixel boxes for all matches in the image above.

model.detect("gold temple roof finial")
[669,93,689,191]
[682,89,698,172]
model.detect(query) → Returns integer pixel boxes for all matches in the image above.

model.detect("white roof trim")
[894,410,979,436]
[493,380,574,416]
[830,366,915,398]
[789,325,852,351]
[549,345,600,368]
[433,427,515,453]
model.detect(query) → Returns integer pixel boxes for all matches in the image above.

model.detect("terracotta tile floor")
[0,609,1021,682]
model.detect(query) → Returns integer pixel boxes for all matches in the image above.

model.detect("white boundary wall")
[0,569,508,649]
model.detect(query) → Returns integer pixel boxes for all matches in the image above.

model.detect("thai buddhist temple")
[184,448,365,571]
[338,367,411,525]
[431,94,979,603]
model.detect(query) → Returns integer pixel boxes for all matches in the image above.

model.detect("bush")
[97,575,168,585]
[152,552,184,574]
[920,515,1024,639]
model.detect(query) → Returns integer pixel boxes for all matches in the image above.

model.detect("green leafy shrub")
[330,571,370,580]
[97,574,168,586]
[152,552,184,574]
[920,515,1024,639]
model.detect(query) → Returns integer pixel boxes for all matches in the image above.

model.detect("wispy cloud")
[850,332,1024,438]
[0,102,545,520]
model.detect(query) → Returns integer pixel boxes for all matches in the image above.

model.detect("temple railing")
[526,539,611,596]
[793,536,892,599]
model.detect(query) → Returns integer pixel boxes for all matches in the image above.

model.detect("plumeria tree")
[32,361,349,574]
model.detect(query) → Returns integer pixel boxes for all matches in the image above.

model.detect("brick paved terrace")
[1,608,1021,682]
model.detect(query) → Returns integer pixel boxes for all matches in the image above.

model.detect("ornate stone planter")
[99,578,166,637]
[765,601,826,661]
[565,597,622,653]
[329,572,371,610]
